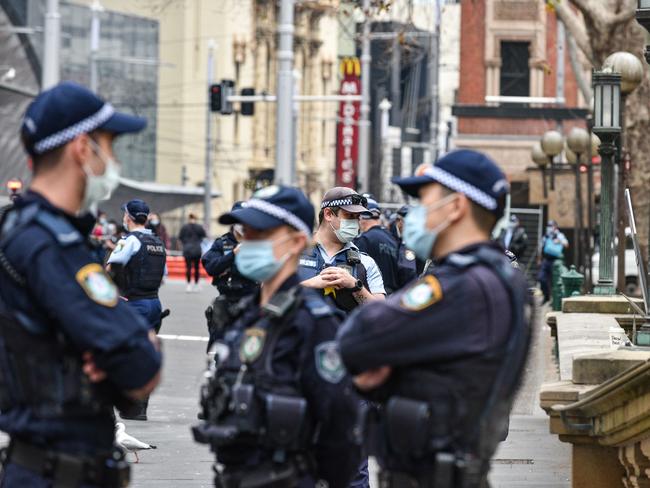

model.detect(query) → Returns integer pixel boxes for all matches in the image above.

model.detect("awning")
[100,177,220,218]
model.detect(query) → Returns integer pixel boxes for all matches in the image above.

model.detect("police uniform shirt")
[354,225,401,293]
[215,273,361,487]
[299,242,386,295]
[337,242,527,451]
[0,191,161,452]
[201,231,256,296]
[106,228,154,265]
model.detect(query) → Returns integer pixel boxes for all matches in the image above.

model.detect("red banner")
[335,57,361,188]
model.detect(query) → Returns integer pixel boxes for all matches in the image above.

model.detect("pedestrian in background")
[537,220,568,304]
[147,212,170,249]
[178,213,206,292]
[0,81,161,487]
[497,214,528,260]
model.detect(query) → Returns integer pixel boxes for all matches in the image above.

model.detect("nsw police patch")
[239,327,266,363]
[75,263,118,307]
[404,250,416,261]
[400,275,443,311]
[315,341,345,384]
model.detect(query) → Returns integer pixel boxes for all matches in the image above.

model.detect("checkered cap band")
[33,103,115,154]
[321,198,354,209]
[245,199,312,236]
[424,165,497,210]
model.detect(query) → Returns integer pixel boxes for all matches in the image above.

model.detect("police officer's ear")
[288,231,309,256]
[69,133,93,167]
[447,193,470,224]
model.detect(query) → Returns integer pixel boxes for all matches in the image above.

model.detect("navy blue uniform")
[194,274,361,488]
[0,192,161,481]
[201,231,257,300]
[354,225,402,294]
[338,242,530,485]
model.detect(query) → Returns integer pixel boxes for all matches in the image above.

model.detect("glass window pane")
[602,84,612,128]
[594,84,603,127]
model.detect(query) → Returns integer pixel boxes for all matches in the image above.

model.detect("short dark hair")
[188,213,197,220]
[440,186,496,234]
[318,206,339,225]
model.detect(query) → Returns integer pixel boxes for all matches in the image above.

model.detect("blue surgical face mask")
[403,193,458,261]
[330,218,359,244]
[235,234,292,282]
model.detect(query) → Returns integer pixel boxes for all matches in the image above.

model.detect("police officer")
[354,197,403,294]
[300,187,385,313]
[337,149,531,488]
[106,199,166,422]
[391,206,420,282]
[0,81,162,486]
[192,185,361,488]
[201,201,258,345]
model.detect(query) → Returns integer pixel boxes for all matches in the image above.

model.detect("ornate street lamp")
[592,70,622,295]
[531,142,549,198]
[567,127,590,270]
[541,130,563,190]
[636,0,650,64]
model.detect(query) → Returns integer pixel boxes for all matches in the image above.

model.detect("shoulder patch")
[315,341,345,383]
[76,263,119,307]
[404,249,416,261]
[239,327,266,363]
[400,274,443,311]
[35,212,82,246]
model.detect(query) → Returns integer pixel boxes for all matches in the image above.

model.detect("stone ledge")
[572,350,650,385]
[562,295,644,314]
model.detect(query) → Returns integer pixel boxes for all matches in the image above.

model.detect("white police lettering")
[300,258,318,268]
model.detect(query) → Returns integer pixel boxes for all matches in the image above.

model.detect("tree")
[548,0,650,268]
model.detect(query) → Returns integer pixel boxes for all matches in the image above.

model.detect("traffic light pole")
[275,0,295,186]
[42,0,60,89]
[204,40,215,233]
[357,0,371,193]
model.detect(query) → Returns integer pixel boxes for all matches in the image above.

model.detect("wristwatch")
[349,279,363,292]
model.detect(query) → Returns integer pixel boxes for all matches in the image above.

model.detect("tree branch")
[550,1,595,65]
[605,0,637,26]
[566,28,592,102]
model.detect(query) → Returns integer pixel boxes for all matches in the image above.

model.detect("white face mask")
[81,138,121,212]
[330,217,359,244]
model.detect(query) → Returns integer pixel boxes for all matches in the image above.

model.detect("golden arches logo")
[339,57,361,77]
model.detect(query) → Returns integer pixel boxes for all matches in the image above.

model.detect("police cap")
[320,187,368,214]
[21,81,146,156]
[219,185,314,236]
[122,199,150,224]
[392,149,509,218]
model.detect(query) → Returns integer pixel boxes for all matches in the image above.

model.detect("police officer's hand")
[300,274,332,289]
[82,351,107,383]
[233,244,240,255]
[320,266,357,289]
[353,366,392,391]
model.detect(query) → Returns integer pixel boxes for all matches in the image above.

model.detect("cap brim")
[339,204,369,213]
[391,175,437,197]
[100,111,147,135]
[218,207,284,230]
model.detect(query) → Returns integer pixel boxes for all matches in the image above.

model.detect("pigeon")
[115,422,157,463]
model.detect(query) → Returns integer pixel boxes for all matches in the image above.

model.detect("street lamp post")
[541,130,564,190]
[592,70,622,295]
[567,127,590,270]
[531,142,549,198]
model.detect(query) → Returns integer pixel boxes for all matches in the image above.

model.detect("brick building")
[452,0,590,224]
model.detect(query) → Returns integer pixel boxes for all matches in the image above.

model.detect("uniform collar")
[435,241,501,265]
[17,190,96,237]
[315,240,358,258]
[130,228,152,235]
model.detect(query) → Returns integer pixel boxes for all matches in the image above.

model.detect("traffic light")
[240,88,255,116]
[220,79,235,115]
[209,84,221,112]
[209,80,235,114]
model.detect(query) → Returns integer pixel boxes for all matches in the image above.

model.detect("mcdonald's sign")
[335,57,361,187]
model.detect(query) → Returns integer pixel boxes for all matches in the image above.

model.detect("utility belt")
[361,397,487,488]
[1,438,130,488]
[214,457,312,488]
[193,382,311,454]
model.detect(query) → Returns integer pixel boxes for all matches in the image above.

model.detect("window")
[500,41,530,97]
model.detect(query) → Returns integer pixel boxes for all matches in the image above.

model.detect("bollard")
[552,259,567,311]
[562,265,585,298]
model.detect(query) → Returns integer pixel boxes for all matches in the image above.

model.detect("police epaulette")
[34,211,83,246]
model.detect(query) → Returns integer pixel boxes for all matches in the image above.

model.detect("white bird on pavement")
[115,422,157,463]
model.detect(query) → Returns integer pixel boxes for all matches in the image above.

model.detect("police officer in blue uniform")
[354,198,404,294]
[0,81,162,487]
[193,185,361,488]
[338,150,532,488]
[106,199,166,422]
[390,206,420,282]
[201,201,258,346]
[299,187,385,313]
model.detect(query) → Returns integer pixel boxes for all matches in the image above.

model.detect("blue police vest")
[120,232,166,300]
